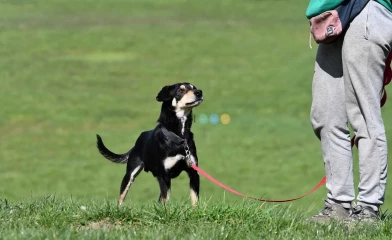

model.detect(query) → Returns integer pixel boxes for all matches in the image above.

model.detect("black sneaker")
[349,205,379,222]
[309,200,351,223]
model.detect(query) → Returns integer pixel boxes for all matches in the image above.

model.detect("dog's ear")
[156,85,174,102]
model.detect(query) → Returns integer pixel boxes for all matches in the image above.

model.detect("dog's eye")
[178,88,185,93]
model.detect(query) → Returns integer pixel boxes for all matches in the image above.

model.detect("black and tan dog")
[96,83,203,206]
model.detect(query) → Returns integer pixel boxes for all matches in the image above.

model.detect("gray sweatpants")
[311,1,392,211]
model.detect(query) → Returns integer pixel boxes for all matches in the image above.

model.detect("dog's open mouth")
[185,98,203,107]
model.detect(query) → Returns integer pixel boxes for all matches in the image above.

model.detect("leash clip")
[184,140,194,166]
[184,143,191,159]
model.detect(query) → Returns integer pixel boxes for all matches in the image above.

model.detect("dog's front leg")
[157,176,171,204]
[187,168,199,207]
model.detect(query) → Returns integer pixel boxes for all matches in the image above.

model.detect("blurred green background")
[1,0,391,214]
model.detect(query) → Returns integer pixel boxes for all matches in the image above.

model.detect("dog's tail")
[96,134,130,164]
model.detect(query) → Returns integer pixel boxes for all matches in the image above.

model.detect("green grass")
[1,0,392,238]
[1,197,392,240]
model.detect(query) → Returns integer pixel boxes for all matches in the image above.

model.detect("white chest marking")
[164,154,185,170]
[180,117,186,135]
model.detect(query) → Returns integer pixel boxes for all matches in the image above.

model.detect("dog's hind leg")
[157,176,171,204]
[118,159,143,206]
[186,168,200,207]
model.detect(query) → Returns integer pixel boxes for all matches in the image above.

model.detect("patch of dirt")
[76,217,125,231]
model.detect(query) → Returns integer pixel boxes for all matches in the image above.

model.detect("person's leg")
[310,36,355,217]
[342,1,392,216]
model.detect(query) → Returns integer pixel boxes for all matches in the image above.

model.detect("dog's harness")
[161,127,192,162]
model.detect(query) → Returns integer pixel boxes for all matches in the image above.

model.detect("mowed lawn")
[1,0,392,239]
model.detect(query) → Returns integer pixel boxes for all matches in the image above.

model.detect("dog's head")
[156,83,203,110]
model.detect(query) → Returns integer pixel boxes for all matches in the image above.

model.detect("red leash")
[191,164,326,202]
[192,52,392,203]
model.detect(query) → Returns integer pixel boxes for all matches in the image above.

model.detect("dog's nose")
[194,90,202,97]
